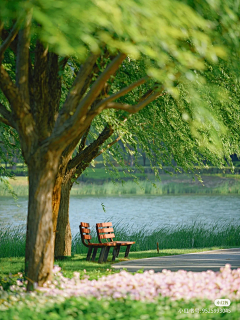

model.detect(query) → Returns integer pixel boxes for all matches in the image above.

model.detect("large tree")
[0,0,239,290]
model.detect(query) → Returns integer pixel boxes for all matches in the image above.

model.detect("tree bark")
[25,150,58,291]
[54,175,73,258]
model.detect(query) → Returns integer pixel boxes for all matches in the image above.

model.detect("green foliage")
[1,0,240,183]
[1,295,239,319]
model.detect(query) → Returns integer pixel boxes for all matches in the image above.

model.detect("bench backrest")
[79,222,92,247]
[96,222,115,243]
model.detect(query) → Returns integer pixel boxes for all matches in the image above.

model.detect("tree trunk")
[54,176,72,258]
[25,151,58,291]
[52,174,63,237]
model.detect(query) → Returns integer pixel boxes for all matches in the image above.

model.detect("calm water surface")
[0,195,239,235]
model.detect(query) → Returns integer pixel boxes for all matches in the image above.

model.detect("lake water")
[0,195,239,235]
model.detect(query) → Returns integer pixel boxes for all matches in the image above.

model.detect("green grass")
[1,295,239,319]
[0,247,234,280]
[1,222,239,319]
[1,250,240,319]
[1,222,239,260]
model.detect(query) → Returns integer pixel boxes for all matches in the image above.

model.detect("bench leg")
[98,247,106,263]
[116,245,121,257]
[91,247,98,261]
[124,245,131,258]
[103,247,110,262]
[112,247,118,261]
[86,247,93,261]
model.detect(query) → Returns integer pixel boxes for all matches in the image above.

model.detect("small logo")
[214,299,231,307]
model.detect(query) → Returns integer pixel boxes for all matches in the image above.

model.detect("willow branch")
[56,53,99,128]
[46,52,61,133]
[0,65,24,112]
[0,17,22,63]
[105,88,164,114]
[76,53,126,119]
[59,56,69,71]
[96,135,121,157]
[0,116,12,127]
[49,53,126,151]
[67,125,114,170]
[0,65,35,154]
[78,126,91,152]
[0,102,15,128]
[0,21,3,37]
[92,77,148,112]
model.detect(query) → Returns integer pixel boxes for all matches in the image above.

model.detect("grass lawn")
[0,246,236,280]
[1,247,240,319]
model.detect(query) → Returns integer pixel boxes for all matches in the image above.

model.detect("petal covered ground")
[34,264,240,302]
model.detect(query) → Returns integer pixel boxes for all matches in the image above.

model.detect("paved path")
[112,248,240,273]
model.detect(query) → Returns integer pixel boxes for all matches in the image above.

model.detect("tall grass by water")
[2,178,240,197]
[0,222,239,258]
[71,180,240,196]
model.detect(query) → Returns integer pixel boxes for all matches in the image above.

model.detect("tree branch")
[0,102,15,128]
[56,53,99,128]
[104,88,164,114]
[0,21,3,37]
[0,65,26,112]
[16,11,32,105]
[92,77,148,112]
[0,17,22,64]
[0,65,35,158]
[67,125,114,170]
[0,116,12,127]
[96,135,121,157]
[78,126,91,152]
[76,53,126,120]
[49,53,126,151]
[32,40,49,138]
[47,52,61,133]
[59,56,69,72]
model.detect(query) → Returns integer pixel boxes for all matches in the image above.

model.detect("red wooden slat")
[96,222,112,227]
[98,227,114,233]
[81,222,89,227]
[99,233,115,239]
[81,228,90,233]
[83,234,91,240]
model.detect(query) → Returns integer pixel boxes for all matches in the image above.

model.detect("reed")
[1,221,239,258]
[71,180,240,196]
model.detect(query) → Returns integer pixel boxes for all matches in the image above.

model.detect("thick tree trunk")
[25,151,58,291]
[54,176,72,258]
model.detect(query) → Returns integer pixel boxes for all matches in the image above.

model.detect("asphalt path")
[112,248,240,273]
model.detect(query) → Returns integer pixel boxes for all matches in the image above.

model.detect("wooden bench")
[96,222,135,261]
[79,222,117,263]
